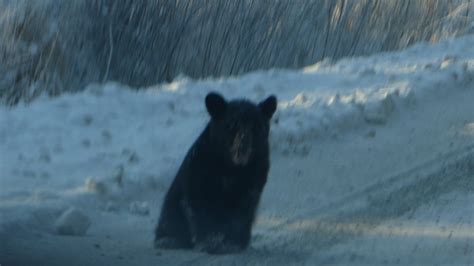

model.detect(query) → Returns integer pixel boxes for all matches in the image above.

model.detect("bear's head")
[205,92,277,166]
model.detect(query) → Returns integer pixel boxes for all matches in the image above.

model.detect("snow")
[54,207,91,236]
[1,35,474,265]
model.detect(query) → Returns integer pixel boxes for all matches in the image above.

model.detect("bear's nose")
[236,131,251,146]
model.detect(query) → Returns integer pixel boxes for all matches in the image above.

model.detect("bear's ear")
[205,92,227,119]
[259,95,277,120]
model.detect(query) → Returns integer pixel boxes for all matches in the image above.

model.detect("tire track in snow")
[262,144,474,253]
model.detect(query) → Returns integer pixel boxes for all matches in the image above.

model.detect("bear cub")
[155,92,277,254]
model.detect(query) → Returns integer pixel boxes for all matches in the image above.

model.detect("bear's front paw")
[154,237,192,250]
[207,243,243,255]
[195,234,243,255]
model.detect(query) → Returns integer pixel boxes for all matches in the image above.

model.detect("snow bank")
[1,33,473,190]
[55,208,91,236]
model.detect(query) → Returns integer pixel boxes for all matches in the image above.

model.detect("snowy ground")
[1,35,474,265]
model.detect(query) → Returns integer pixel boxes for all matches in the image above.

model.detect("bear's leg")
[226,216,252,248]
[218,188,263,252]
[193,217,250,255]
[189,209,250,254]
[182,203,230,254]
[155,195,193,249]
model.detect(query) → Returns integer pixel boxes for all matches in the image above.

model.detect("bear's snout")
[230,131,253,165]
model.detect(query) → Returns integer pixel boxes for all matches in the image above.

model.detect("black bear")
[154,92,277,254]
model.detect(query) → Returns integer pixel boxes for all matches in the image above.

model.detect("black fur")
[155,92,277,254]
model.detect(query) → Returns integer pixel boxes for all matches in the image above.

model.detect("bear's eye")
[225,122,236,132]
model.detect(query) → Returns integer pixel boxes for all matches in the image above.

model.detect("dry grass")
[0,0,472,105]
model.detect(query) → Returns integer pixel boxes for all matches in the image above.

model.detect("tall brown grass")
[0,0,472,105]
